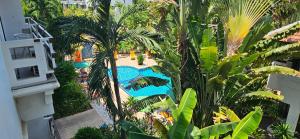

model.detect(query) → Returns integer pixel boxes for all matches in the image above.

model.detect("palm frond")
[118,28,161,51]
[253,22,300,51]
[244,91,284,101]
[212,0,274,55]
[264,43,300,58]
[252,66,300,77]
[88,51,118,116]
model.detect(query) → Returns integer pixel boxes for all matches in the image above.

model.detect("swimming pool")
[108,66,175,100]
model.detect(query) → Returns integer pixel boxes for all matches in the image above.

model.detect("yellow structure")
[114,50,118,59]
[130,50,136,60]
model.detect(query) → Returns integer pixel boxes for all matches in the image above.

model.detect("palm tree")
[54,0,159,133]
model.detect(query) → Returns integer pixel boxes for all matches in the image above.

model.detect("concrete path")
[90,101,114,125]
[55,109,105,139]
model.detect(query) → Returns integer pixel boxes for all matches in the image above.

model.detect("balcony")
[0,17,59,95]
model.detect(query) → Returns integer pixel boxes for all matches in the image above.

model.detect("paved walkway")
[90,101,114,125]
[55,109,105,139]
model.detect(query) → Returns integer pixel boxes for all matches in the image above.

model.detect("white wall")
[1,39,49,87]
[28,118,52,139]
[0,44,23,139]
[0,0,25,41]
[111,0,133,5]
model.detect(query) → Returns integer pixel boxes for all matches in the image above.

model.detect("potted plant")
[137,55,144,65]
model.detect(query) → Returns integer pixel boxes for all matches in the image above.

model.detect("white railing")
[24,17,53,40]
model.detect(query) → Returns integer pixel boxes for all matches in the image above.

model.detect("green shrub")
[53,81,90,118]
[54,61,78,85]
[53,61,90,119]
[137,55,144,65]
[74,127,120,139]
[74,127,102,139]
[271,122,294,139]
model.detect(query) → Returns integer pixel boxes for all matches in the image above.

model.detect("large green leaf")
[229,53,260,75]
[140,97,176,113]
[153,119,169,139]
[120,121,144,134]
[169,88,197,139]
[232,107,263,139]
[216,54,241,78]
[191,122,238,139]
[244,91,284,101]
[201,28,217,48]
[200,46,218,72]
[214,107,240,123]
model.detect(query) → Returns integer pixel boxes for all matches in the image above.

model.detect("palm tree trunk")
[110,57,124,119]
[110,55,126,139]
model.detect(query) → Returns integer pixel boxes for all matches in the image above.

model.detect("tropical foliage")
[50,1,159,132]
[153,0,300,128]
[271,122,294,139]
[21,0,63,25]
[53,61,90,118]
[271,0,300,27]
[123,89,264,139]
[75,127,120,139]
[22,0,300,138]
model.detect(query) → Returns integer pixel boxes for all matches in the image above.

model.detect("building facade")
[61,0,91,9]
[0,0,60,139]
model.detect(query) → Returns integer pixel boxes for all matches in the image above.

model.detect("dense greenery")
[74,127,120,139]
[54,61,78,85]
[49,1,160,138]
[123,89,264,139]
[22,0,300,138]
[271,123,294,139]
[53,62,90,118]
[21,0,63,25]
[152,0,300,128]
[271,0,300,28]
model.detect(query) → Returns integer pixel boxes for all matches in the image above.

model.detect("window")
[15,66,39,80]
[47,57,54,70]
[10,46,35,59]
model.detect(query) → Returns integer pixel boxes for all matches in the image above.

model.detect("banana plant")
[124,88,263,139]
[124,88,197,139]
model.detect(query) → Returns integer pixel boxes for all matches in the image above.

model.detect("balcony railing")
[1,17,57,88]
[24,17,53,40]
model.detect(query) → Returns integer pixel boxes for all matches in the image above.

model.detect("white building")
[0,0,60,139]
[61,0,91,9]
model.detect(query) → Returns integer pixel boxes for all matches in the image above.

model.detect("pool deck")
[114,54,157,69]
[110,54,158,106]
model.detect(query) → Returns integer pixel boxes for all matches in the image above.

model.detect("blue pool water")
[108,66,175,100]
